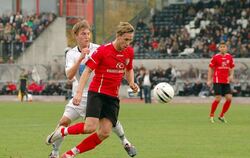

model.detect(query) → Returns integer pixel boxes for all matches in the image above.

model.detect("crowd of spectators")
[0,80,72,98]
[1,64,250,97]
[0,11,56,63]
[177,79,250,97]
[131,64,250,97]
[133,0,250,59]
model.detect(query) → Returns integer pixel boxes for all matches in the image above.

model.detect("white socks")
[112,120,131,146]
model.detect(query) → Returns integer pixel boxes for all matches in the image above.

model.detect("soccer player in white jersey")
[46,20,136,158]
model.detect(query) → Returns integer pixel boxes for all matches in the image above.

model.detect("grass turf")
[0,101,249,158]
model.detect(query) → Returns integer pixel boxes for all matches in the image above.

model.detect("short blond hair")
[72,20,91,35]
[116,22,134,36]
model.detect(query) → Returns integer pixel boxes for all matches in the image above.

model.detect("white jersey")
[65,43,99,98]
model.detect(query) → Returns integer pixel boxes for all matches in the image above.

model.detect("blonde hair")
[116,22,134,36]
[72,20,91,35]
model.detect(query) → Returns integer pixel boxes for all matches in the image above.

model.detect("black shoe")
[218,117,227,123]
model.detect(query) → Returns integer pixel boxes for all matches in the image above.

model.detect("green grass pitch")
[0,101,250,158]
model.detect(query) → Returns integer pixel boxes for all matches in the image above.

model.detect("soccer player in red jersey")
[45,20,136,158]
[48,22,138,158]
[207,41,235,123]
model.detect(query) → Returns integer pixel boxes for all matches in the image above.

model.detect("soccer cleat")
[48,152,59,158]
[218,117,227,123]
[210,117,215,123]
[61,153,75,158]
[124,143,137,157]
[46,126,64,145]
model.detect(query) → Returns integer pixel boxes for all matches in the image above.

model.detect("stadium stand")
[0,12,56,62]
[133,0,250,59]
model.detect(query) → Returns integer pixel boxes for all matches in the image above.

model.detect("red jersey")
[209,53,235,84]
[86,43,134,97]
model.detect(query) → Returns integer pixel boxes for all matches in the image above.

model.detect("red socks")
[76,132,102,153]
[220,100,231,117]
[210,100,219,117]
[65,150,75,156]
[210,99,232,117]
[67,122,85,135]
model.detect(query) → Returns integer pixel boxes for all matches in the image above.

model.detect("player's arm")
[66,48,90,80]
[207,56,215,87]
[207,67,214,87]
[66,59,82,80]
[72,66,92,105]
[229,68,234,82]
[229,56,235,83]
[125,69,139,93]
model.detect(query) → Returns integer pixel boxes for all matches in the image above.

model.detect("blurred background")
[0,0,249,100]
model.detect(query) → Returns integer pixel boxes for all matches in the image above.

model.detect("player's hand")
[129,83,139,93]
[207,80,212,87]
[72,93,82,106]
[82,48,90,55]
[229,75,234,83]
[79,48,90,60]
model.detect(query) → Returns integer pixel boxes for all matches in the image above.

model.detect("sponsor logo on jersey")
[116,62,125,69]
[107,69,125,73]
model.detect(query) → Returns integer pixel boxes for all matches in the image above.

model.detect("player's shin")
[112,121,125,141]
[113,120,132,146]
[66,122,85,135]
[210,100,219,117]
[220,100,231,117]
[52,137,64,151]
[64,132,102,156]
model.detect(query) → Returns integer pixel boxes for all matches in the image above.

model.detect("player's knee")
[225,94,232,101]
[84,123,97,133]
[215,96,222,101]
[59,121,69,127]
[98,130,111,140]
[59,117,71,127]
[225,96,232,101]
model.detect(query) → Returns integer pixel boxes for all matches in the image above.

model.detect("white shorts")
[63,97,87,121]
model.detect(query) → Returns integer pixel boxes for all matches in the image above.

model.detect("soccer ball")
[153,82,174,103]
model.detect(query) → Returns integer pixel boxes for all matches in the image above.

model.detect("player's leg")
[108,94,137,157]
[219,93,232,117]
[48,117,98,158]
[113,120,137,157]
[210,95,222,116]
[20,91,24,102]
[48,116,71,158]
[48,91,102,143]
[61,118,112,157]
[46,99,83,158]
[210,83,222,123]
[46,106,79,144]
[24,90,28,101]
[59,92,117,157]
[61,93,101,136]
[219,84,232,123]
[113,120,129,145]
[20,89,27,102]
[60,117,101,157]
[210,95,222,123]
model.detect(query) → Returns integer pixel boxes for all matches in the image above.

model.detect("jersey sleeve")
[65,50,75,73]
[86,46,104,70]
[209,56,216,69]
[126,47,134,70]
